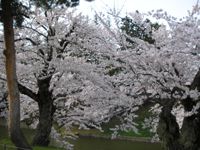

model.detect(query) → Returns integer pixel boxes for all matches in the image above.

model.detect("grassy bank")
[0,119,63,150]
[0,138,64,150]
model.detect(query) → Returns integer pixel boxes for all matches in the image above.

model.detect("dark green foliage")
[120,15,160,45]
[107,67,123,76]
[105,64,123,76]
[31,0,79,9]
[12,0,29,27]
[0,0,95,26]
[0,0,29,27]
[31,0,94,9]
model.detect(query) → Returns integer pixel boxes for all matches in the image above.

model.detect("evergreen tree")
[120,14,160,45]
[1,0,32,149]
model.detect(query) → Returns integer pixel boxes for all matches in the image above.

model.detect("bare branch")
[22,25,47,38]
[18,82,39,102]
[0,74,6,82]
[190,69,200,91]
[15,37,38,45]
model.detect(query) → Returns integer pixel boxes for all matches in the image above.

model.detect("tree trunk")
[180,97,200,150]
[32,100,55,146]
[2,0,32,149]
[179,69,200,150]
[32,76,55,146]
[157,105,182,150]
[181,115,200,150]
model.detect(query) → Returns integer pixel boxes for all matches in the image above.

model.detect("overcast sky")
[78,0,197,18]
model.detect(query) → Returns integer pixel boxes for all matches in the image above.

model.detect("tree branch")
[15,37,38,45]
[18,82,39,102]
[0,76,6,82]
[190,69,200,91]
[22,25,47,38]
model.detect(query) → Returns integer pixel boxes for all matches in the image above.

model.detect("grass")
[100,103,153,138]
[0,122,64,150]
[34,146,64,150]
[0,138,64,150]
[0,138,12,145]
[0,103,153,149]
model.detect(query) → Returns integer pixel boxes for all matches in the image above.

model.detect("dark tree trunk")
[181,115,200,150]
[180,97,200,150]
[18,74,56,147]
[32,100,55,146]
[2,0,32,149]
[32,76,55,146]
[179,69,200,150]
[157,69,200,150]
[17,38,57,146]
[157,105,182,150]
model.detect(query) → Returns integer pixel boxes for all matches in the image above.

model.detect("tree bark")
[157,69,200,150]
[18,76,56,146]
[32,76,55,146]
[157,104,182,150]
[179,69,200,150]
[180,98,200,150]
[180,114,200,150]
[2,0,32,149]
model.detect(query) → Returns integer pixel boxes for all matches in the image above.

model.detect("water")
[73,137,162,150]
[0,121,162,150]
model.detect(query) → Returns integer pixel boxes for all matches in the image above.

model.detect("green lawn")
[0,138,64,150]
[0,123,63,150]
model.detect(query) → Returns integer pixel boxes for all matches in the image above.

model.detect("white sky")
[78,0,197,18]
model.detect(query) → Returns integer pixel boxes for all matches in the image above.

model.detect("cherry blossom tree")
[123,6,200,150]
[0,80,7,118]
[1,1,200,150]
[92,3,200,149]
[0,0,32,149]
[10,6,138,147]
[0,0,95,148]
[0,42,7,118]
